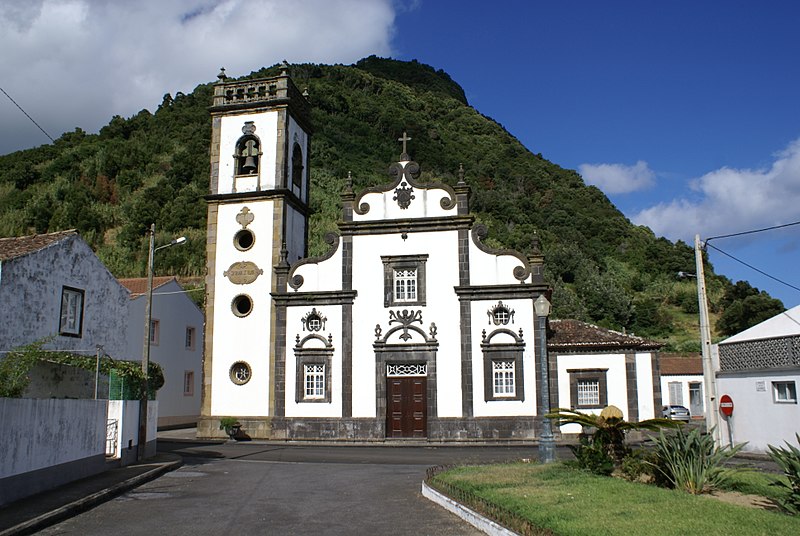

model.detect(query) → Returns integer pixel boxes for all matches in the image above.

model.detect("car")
[662,405,691,421]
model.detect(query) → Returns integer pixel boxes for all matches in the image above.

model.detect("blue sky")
[1,1,798,306]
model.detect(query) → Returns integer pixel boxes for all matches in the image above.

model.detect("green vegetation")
[548,406,678,471]
[767,434,800,514]
[649,427,745,494]
[0,57,783,346]
[429,463,800,535]
[0,340,164,398]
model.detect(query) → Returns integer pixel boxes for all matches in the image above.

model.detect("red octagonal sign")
[719,394,734,417]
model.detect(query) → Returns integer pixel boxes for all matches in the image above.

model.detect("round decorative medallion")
[229,361,252,385]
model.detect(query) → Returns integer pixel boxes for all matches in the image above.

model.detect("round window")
[229,361,252,385]
[234,229,255,251]
[232,294,253,317]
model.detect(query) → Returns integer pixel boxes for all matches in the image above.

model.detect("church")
[197,66,659,440]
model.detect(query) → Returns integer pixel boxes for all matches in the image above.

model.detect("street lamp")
[137,224,186,461]
[534,294,556,463]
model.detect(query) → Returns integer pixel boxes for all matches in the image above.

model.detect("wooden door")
[387,377,427,438]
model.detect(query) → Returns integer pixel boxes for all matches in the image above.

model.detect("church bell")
[242,155,257,174]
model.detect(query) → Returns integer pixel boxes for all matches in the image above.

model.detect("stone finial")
[531,230,541,254]
[280,60,289,76]
[217,67,227,81]
[302,87,310,99]
[279,242,289,267]
[345,171,353,193]
[457,163,466,185]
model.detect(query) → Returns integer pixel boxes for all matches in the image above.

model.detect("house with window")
[0,230,128,359]
[659,353,705,418]
[546,319,662,434]
[119,277,203,428]
[716,305,800,453]
[197,69,662,441]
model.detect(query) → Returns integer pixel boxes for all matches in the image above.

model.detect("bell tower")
[199,63,311,437]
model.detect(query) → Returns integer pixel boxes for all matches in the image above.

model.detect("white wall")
[0,235,128,357]
[210,201,275,417]
[125,280,203,426]
[555,353,629,434]
[0,398,107,505]
[660,373,705,416]
[717,370,800,453]
[107,399,157,462]
[635,353,656,420]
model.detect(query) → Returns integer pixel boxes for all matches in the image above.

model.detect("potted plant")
[219,416,241,439]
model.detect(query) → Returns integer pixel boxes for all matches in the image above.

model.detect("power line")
[705,220,800,244]
[0,86,56,143]
[705,242,800,294]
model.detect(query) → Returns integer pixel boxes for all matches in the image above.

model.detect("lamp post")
[534,294,555,463]
[137,224,186,461]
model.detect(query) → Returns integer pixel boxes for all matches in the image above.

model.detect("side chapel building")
[198,66,657,440]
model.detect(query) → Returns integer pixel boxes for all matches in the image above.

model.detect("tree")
[716,281,784,336]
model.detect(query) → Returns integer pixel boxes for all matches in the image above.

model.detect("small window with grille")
[382,255,427,307]
[304,364,325,399]
[568,369,608,409]
[492,360,515,397]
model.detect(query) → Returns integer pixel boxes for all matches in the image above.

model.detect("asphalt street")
[36,442,548,535]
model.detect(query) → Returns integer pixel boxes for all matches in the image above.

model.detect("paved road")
[39,443,553,535]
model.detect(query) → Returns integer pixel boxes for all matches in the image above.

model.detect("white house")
[716,305,800,453]
[197,68,662,441]
[659,353,705,418]
[0,230,128,358]
[119,276,204,428]
[547,319,661,434]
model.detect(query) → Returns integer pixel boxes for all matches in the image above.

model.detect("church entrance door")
[386,376,427,438]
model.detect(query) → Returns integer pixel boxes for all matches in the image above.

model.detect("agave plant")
[547,406,679,469]
[767,433,800,514]
[649,426,744,494]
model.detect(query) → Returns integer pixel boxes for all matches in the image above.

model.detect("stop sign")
[719,394,734,417]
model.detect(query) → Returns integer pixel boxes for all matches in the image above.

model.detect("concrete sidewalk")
[0,452,182,536]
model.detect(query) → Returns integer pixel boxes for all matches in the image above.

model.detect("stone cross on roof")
[398,131,412,161]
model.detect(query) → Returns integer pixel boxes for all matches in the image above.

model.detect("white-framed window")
[59,286,84,337]
[394,268,417,302]
[150,319,160,346]
[773,381,797,404]
[185,326,196,350]
[304,364,325,399]
[577,379,601,406]
[492,360,515,397]
[184,371,194,396]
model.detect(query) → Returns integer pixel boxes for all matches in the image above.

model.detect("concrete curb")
[0,455,183,536]
[421,481,517,536]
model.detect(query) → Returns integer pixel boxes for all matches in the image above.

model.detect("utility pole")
[695,234,720,444]
[137,223,156,461]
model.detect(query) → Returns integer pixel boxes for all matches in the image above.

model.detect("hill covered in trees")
[0,57,783,348]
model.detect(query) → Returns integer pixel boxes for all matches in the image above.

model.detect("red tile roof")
[118,276,176,297]
[547,319,663,351]
[0,230,77,261]
[659,354,703,375]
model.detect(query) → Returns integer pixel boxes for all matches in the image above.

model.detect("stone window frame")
[185,326,196,351]
[234,133,261,176]
[568,368,608,409]
[381,254,428,307]
[149,319,160,346]
[294,339,333,404]
[773,381,797,404]
[481,332,525,402]
[183,370,194,396]
[291,142,304,190]
[59,286,84,337]
[229,361,252,385]
[491,360,516,397]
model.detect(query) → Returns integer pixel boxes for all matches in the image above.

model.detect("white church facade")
[198,67,657,441]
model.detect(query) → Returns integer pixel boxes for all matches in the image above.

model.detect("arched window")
[234,121,261,175]
[291,143,304,189]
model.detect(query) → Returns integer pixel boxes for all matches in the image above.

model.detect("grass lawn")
[430,463,799,536]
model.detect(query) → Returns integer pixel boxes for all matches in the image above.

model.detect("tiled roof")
[659,353,703,375]
[118,276,176,297]
[547,319,663,351]
[0,230,77,261]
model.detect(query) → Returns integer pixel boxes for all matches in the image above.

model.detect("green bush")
[567,434,614,476]
[649,427,744,494]
[767,434,800,515]
[620,449,655,482]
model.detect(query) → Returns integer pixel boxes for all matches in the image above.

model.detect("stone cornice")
[338,215,474,236]
[271,290,357,306]
[454,284,548,301]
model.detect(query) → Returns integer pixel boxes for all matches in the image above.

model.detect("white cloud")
[578,160,655,194]
[633,138,800,242]
[0,0,396,154]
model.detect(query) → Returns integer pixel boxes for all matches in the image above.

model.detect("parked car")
[662,405,691,421]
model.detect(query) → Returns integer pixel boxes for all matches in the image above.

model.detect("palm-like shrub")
[767,434,800,515]
[547,406,678,470]
[650,426,744,494]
